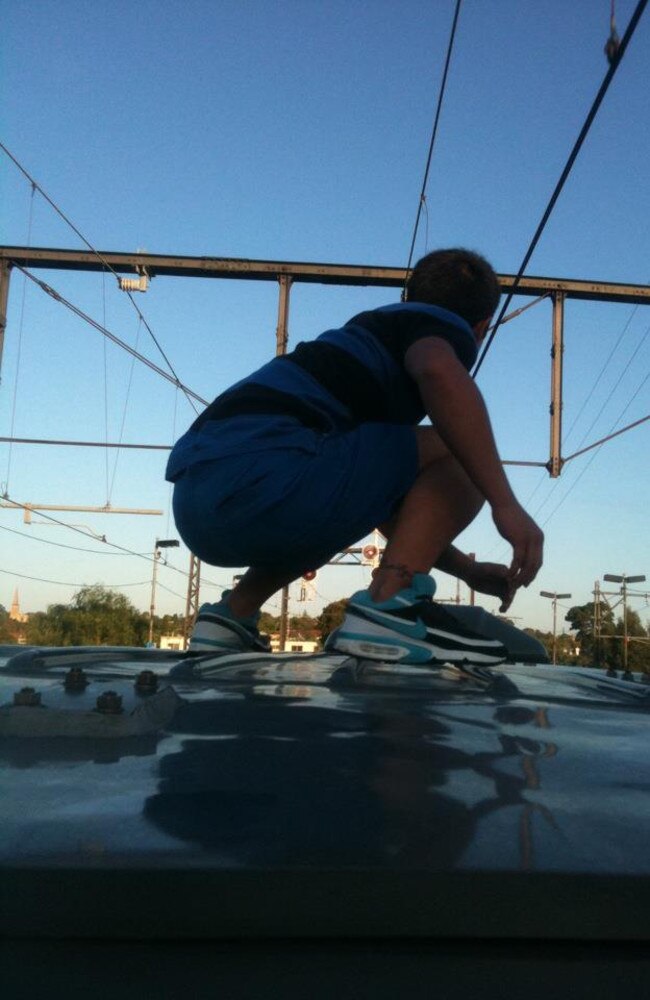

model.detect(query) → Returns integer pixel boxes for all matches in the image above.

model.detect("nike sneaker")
[325,573,507,665]
[188,591,269,654]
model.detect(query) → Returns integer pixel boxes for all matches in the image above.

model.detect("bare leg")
[226,565,298,619]
[370,426,483,603]
[225,426,482,618]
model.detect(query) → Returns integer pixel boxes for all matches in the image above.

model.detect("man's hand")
[465,560,517,613]
[491,501,544,590]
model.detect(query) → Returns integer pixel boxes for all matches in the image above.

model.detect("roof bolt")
[64,667,89,691]
[95,690,123,715]
[135,670,158,694]
[13,687,42,707]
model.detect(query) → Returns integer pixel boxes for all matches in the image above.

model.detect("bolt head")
[95,690,123,714]
[13,687,42,707]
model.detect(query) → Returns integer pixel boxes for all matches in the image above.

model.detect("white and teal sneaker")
[188,592,269,654]
[325,573,507,666]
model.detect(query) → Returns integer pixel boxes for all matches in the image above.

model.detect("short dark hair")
[405,248,501,327]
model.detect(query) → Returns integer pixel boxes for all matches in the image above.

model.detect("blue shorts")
[171,415,419,576]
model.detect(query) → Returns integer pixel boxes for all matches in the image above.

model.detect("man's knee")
[415,425,450,469]
[415,427,484,523]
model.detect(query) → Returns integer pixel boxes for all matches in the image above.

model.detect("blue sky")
[1,0,649,632]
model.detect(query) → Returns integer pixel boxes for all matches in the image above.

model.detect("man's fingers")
[516,536,544,588]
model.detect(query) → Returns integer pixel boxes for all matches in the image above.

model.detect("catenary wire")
[0,141,200,416]
[15,266,208,406]
[0,567,151,588]
[570,319,650,452]
[107,316,143,505]
[0,437,170,450]
[473,0,648,376]
[0,522,148,555]
[537,371,649,526]
[3,184,36,495]
[562,301,643,447]
[101,271,110,502]
[403,0,463,290]
[1,493,255,608]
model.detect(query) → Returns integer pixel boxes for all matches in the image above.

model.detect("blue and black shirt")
[166,302,477,481]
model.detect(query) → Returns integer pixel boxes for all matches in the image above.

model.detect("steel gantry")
[1,245,649,634]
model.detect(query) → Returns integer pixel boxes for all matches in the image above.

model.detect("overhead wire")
[535,366,649,527]
[518,300,648,513]
[15,266,208,406]
[101,271,110,503]
[107,315,143,506]
[0,436,170,450]
[403,0,463,291]
[0,140,200,416]
[562,300,643,448]
[0,522,147,555]
[1,491,255,611]
[531,314,650,519]
[473,0,648,377]
[569,318,650,453]
[0,567,151,589]
[3,183,36,497]
[1,493,229,594]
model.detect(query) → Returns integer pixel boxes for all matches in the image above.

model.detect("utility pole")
[548,292,565,478]
[593,580,602,668]
[0,259,11,382]
[603,573,646,680]
[148,538,179,646]
[275,274,292,652]
[540,590,572,665]
[183,553,201,650]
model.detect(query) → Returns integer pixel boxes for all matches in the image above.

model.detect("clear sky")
[1,0,649,632]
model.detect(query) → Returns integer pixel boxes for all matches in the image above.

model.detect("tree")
[610,609,650,672]
[317,599,347,646]
[259,612,280,636]
[0,604,19,644]
[26,585,148,647]
[565,601,616,668]
[289,611,320,639]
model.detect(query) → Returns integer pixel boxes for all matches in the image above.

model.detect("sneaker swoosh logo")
[357,606,504,650]
[358,606,429,640]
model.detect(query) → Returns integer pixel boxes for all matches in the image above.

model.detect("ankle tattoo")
[373,562,413,583]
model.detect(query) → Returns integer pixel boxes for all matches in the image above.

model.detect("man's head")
[405,248,501,332]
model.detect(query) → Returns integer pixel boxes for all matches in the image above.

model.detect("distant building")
[160,633,185,651]
[9,589,29,624]
[269,634,319,654]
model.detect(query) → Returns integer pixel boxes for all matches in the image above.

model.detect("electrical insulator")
[119,273,149,293]
[604,31,620,64]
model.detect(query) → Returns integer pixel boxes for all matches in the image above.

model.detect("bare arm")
[405,336,544,588]
[435,544,516,612]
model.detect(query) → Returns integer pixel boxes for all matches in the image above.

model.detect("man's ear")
[473,317,491,343]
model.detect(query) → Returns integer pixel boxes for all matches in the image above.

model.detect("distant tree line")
[0,587,348,649]
[563,600,650,671]
[2,588,646,669]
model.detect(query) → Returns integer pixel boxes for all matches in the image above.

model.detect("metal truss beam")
[1,246,649,304]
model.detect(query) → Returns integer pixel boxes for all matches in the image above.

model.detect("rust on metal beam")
[1,246,649,303]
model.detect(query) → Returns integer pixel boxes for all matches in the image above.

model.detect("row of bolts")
[11,668,159,713]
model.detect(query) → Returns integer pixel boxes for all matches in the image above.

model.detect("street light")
[540,590,572,665]
[148,538,179,646]
[603,573,646,679]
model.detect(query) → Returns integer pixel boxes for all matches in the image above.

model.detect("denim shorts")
[171,415,419,575]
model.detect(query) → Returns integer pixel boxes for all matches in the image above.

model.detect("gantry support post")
[183,553,202,650]
[276,274,293,651]
[548,292,565,478]
[0,260,11,384]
